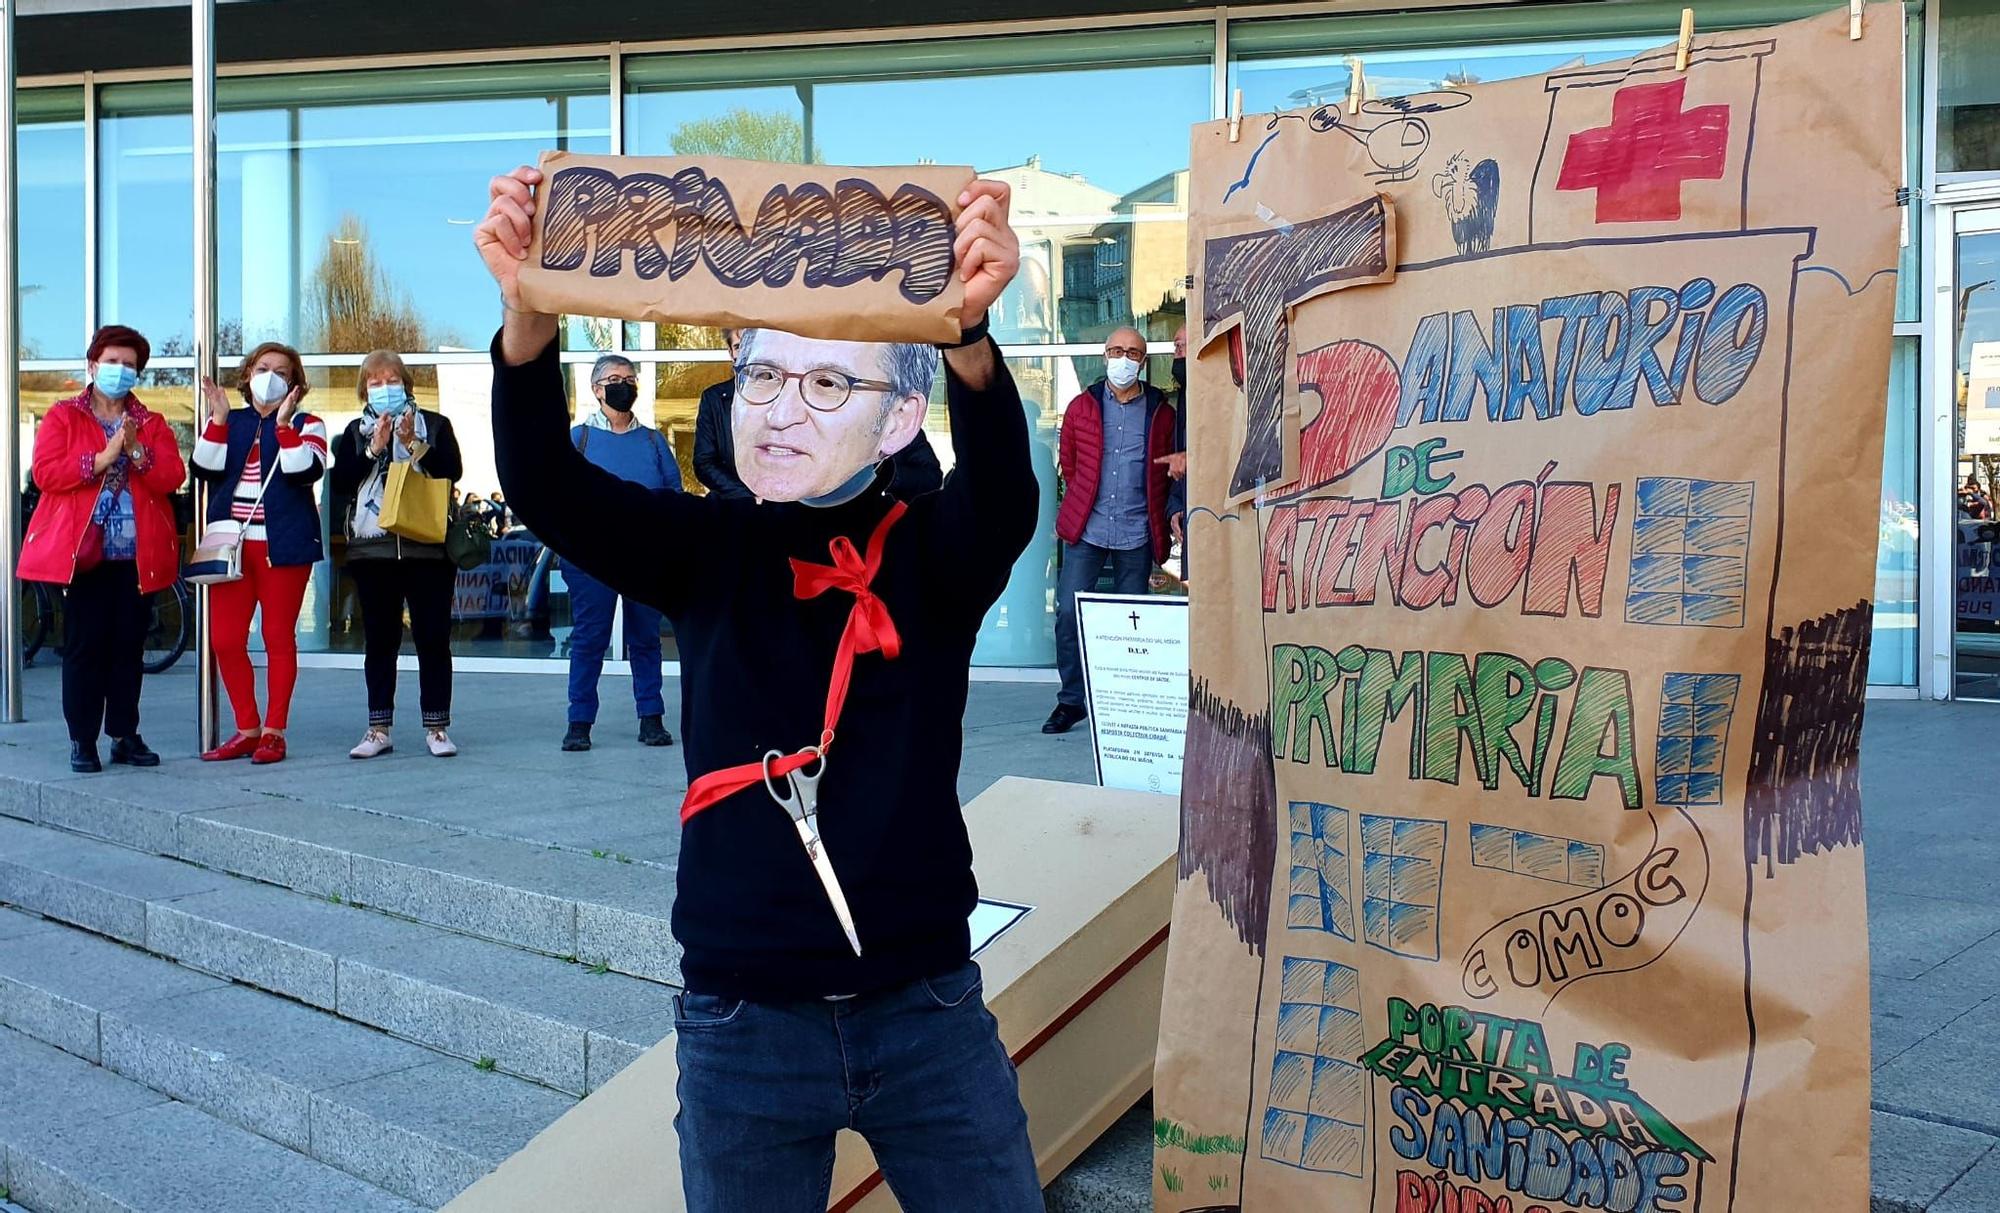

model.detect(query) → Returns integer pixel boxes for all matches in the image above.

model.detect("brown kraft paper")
[516,151,974,343]
[1155,7,1901,1211]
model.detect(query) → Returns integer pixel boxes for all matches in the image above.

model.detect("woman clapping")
[192,343,331,764]
[18,325,186,772]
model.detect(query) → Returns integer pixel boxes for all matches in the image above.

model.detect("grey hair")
[737,329,939,423]
[590,354,635,385]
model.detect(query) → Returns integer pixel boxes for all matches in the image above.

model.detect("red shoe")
[202,732,260,762]
[251,733,288,765]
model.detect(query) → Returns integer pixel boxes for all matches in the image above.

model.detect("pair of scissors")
[763,747,863,957]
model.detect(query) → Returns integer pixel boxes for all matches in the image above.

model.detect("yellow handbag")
[380,460,450,545]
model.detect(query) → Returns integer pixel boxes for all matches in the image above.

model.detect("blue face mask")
[93,363,139,399]
[367,384,409,415]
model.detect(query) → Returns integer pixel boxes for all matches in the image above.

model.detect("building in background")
[5,0,1993,699]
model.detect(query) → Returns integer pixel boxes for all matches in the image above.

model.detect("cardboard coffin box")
[448,775,1177,1211]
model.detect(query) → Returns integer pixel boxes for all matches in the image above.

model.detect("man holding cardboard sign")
[477,163,1041,1209]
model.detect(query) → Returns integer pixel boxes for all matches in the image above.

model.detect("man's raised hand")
[953,180,1018,329]
[473,166,544,313]
[478,166,560,365]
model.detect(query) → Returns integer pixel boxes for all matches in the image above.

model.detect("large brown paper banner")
[1156,8,1900,1211]
[516,151,974,342]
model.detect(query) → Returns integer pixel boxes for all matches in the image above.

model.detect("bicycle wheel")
[142,580,192,674]
[20,582,51,666]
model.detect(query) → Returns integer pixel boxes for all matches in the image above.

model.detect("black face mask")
[1171,357,1187,388]
[601,381,637,412]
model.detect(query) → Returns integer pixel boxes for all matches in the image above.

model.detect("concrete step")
[0,817,678,1096]
[0,769,682,985]
[0,916,577,1207]
[0,1024,423,1212]
[1046,1096,1151,1213]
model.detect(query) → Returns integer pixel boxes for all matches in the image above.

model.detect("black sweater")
[491,331,1039,1000]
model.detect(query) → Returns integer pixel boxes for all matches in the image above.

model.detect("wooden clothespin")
[1348,57,1366,114]
[1228,88,1243,143]
[1675,8,1695,72]
[1849,0,1864,39]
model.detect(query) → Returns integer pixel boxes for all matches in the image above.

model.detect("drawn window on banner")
[1287,802,1356,941]
[1077,593,1189,798]
[1358,814,1445,961]
[1261,955,1366,1177]
[1654,672,1742,806]
[1625,477,1755,628]
[1468,823,1606,887]
[969,898,1033,956]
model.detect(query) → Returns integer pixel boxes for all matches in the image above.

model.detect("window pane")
[100,63,612,363]
[1228,0,1832,59]
[21,89,85,361]
[624,31,1208,347]
[973,356,1064,667]
[1872,336,1918,686]
[1233,35,1656,116]
[98,85,196,353]
[1940,0,2000,175]
[1897,6,1923,324]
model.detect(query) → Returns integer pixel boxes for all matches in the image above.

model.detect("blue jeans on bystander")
[1054,540,1153,709]
[564,563,666,725]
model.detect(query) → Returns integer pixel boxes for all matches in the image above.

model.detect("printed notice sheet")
[1078,593,1190,797]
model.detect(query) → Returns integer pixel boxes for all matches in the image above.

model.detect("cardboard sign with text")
[517,151,975,343]
[1156,8,1899,1210]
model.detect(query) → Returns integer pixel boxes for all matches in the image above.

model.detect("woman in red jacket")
[18,325,187,773]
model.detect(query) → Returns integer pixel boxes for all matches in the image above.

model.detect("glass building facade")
[9,0,1975,691]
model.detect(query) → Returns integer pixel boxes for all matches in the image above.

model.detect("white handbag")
[183,459,279,586]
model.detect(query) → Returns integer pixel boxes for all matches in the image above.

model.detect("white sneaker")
[350,729,393,759]
[426,729,458,758]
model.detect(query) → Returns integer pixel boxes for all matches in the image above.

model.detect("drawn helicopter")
[1258,61,1473,183]
[1295,92,1473,183]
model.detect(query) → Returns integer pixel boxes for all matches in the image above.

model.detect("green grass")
[474,1057,497,1072]
[588,959,611,976]
[1154,1118,1246,1156]
[1208,1173,1229,1192]
[1161,1166,1183,1194]
[325,892,344,906]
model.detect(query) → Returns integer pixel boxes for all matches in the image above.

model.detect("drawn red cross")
[1557,78,1731,223]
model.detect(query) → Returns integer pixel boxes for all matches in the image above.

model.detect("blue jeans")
[1054,540,1152,708]
[564,564,666,725]
[673,961,1041,1212]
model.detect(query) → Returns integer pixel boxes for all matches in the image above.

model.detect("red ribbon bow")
[680,502,908,824]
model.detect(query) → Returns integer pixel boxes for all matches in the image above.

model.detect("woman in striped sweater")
[192,342,332,765]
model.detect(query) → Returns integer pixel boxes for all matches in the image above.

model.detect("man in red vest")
[1044,327,1177,735]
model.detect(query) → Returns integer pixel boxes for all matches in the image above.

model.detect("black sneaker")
[70,740,102,773]
[561,722,592,752]
[638,715,675,747]
[109,735,160,767]
[1042,704,1087,735]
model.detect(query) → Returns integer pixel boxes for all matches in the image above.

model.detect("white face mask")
[249,369,289,406]
[1105,356,1142,390]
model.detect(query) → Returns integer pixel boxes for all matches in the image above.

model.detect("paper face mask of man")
[731,329,937,503]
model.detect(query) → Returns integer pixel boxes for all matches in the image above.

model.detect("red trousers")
[208,540,312,732]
